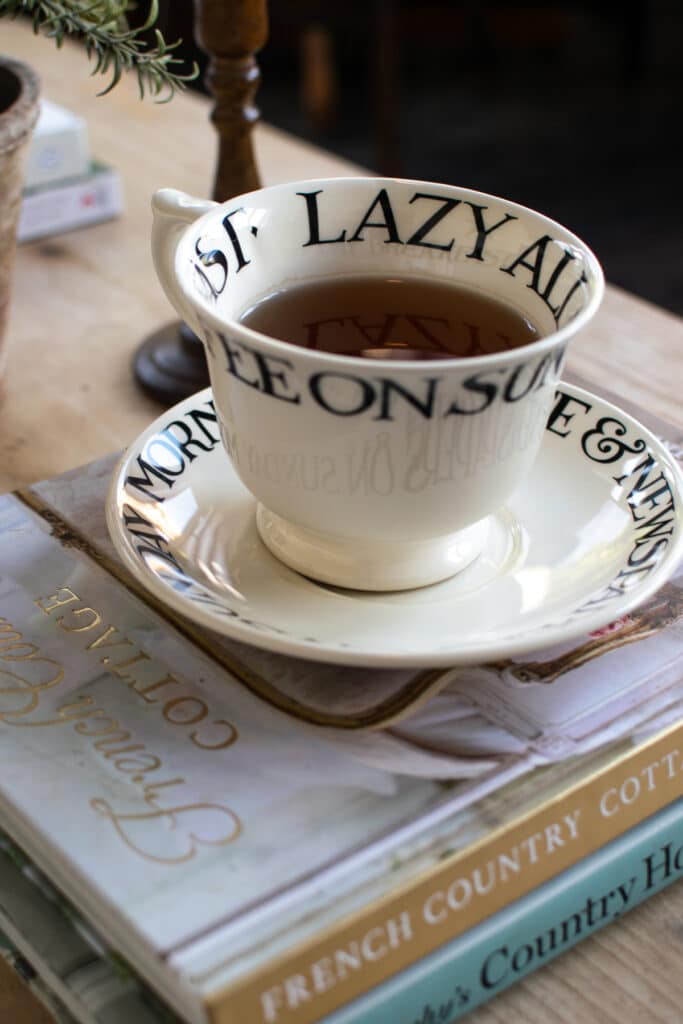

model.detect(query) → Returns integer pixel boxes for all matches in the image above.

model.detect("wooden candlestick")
[133,0,269,406]
[197,0,268,201]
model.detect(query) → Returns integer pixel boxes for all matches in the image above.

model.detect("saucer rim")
[106,383,683,668]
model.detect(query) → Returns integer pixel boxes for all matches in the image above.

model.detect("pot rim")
[0,54,41,155]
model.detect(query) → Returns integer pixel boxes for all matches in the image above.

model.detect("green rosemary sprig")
[1,0,199,101]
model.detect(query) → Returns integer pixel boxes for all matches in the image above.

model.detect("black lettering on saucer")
[581,417,647,463]
[546,389,592,437]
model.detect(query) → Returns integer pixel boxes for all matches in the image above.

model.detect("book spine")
[211,720,683,1024]
[325,799,683,1024]
[0,837,174,1024]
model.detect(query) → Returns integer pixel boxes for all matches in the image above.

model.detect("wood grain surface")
[1,17,682,1024]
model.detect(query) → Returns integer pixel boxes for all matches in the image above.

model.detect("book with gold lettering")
[4,799,683,1024]
[1,385,683,1024]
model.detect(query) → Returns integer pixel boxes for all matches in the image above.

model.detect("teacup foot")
[255,505,489,591]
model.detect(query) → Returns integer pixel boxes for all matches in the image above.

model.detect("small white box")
[24,99,90,189]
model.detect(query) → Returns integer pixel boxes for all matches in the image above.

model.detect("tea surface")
[239,276,540,360]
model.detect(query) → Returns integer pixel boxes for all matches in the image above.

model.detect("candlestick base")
[133,321,209,406]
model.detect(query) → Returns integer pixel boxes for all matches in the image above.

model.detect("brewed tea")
[239,276,540,360]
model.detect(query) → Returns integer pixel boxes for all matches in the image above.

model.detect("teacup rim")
[171,175,605,371]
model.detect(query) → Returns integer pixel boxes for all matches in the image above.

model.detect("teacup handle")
[151,188,218,340]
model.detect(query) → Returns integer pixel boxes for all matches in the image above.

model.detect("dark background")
[152,1,682,317]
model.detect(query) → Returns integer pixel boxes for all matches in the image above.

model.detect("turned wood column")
[196,0,268,202]
[133,0,269,406]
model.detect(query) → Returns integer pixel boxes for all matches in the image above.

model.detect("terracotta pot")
[0,55,40,387]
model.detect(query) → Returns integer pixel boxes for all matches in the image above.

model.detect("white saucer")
[106,383,683,668]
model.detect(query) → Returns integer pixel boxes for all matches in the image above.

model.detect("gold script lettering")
[89,798,242,864]
[1,609,245,863]
[0,621,23,644]
[5,695,95,726]
[22,595,241,757]
[74,714,123,737]
[0,619,66,720]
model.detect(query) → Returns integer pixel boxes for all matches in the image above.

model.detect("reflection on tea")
[239,275,540,360]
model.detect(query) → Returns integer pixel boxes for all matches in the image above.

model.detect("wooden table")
[2,17,683,1024]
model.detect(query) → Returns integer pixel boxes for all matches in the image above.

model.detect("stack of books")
[0,388,682,1024]
[17,99,123,244]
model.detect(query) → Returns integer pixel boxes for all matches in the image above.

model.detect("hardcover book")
[0,385,682,1024]
[4,802,683,1024]
[18,162,123,244]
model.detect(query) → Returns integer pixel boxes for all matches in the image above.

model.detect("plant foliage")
[0,0,198,101]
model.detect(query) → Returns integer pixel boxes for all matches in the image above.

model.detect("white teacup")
[151,178,604,591]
